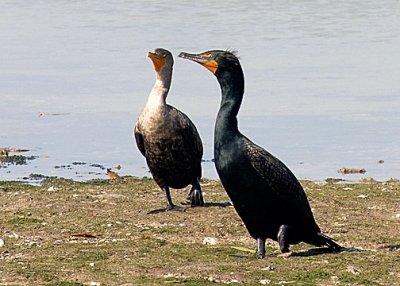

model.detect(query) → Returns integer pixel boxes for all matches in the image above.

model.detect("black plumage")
[179,50,341,257]
[134,48,204,213]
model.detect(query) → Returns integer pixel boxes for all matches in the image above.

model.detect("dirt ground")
[0,177,399,285]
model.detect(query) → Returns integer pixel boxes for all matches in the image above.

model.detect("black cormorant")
[179,50,341,258]
[134,48,204,213]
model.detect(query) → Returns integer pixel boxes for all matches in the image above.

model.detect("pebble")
[356,194,368,199]
[203,237,217,245]
[47,186,59,192]
[0,238,5,247]
[225,279,240,284]
[259,279,271,285]
[8,232,19,239]
[347,265,361,275]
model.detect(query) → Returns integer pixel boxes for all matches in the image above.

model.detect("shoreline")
[0,174,399,187]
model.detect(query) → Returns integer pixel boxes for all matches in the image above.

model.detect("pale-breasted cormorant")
[134,48,204,213]
[179,50,341,257]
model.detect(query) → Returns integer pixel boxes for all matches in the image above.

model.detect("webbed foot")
[188,188,204,206]
[277,225,292,254]
[186,178,204,206]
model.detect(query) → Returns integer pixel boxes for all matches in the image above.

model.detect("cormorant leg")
[164,186,175,210]
[147,187,185,214]
[256,238,266,259]
[277,225,292,256]
[187,178,204,206]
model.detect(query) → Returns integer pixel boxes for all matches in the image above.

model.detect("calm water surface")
[1,0,399,182]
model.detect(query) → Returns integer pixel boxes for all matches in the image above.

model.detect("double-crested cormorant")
[179,50,341,258]
[134,48,204,213]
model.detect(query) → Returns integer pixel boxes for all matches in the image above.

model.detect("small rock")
[0,238,5,247]
[347,265,361,275]
[259,279,271,285]
[356,194,368,199]
[203,237,217,245]
[394,214,400,219]
[89,262,95,267]
[223,279,240,284]
[163,273,175,278]
[8,232,19,239]
[277,281,296,285]
[343,187,353,191]
[261,266,275,271]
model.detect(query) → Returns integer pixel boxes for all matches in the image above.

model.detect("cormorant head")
[178,50,241,76]
[147,48,174,73]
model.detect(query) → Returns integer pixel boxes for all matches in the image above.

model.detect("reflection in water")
[0,1,399,182]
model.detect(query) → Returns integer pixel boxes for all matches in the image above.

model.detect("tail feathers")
[313,233,342,252]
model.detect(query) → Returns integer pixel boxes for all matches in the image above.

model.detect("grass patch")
[0,177,399,285]
[8,216,42,225]
[0,155,37,165]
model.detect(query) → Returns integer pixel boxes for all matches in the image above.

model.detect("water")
[1,0,399,182]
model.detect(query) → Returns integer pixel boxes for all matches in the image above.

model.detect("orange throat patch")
[202,60,218,74]
[147,52,165,72]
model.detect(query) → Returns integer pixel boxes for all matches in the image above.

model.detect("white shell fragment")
[203,237,217,245]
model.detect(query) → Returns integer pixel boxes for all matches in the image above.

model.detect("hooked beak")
[147,51,165,72]
[178,52,218,74]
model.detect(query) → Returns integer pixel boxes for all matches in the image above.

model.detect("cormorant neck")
[215,70,244,135]
[146,69,172,108]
